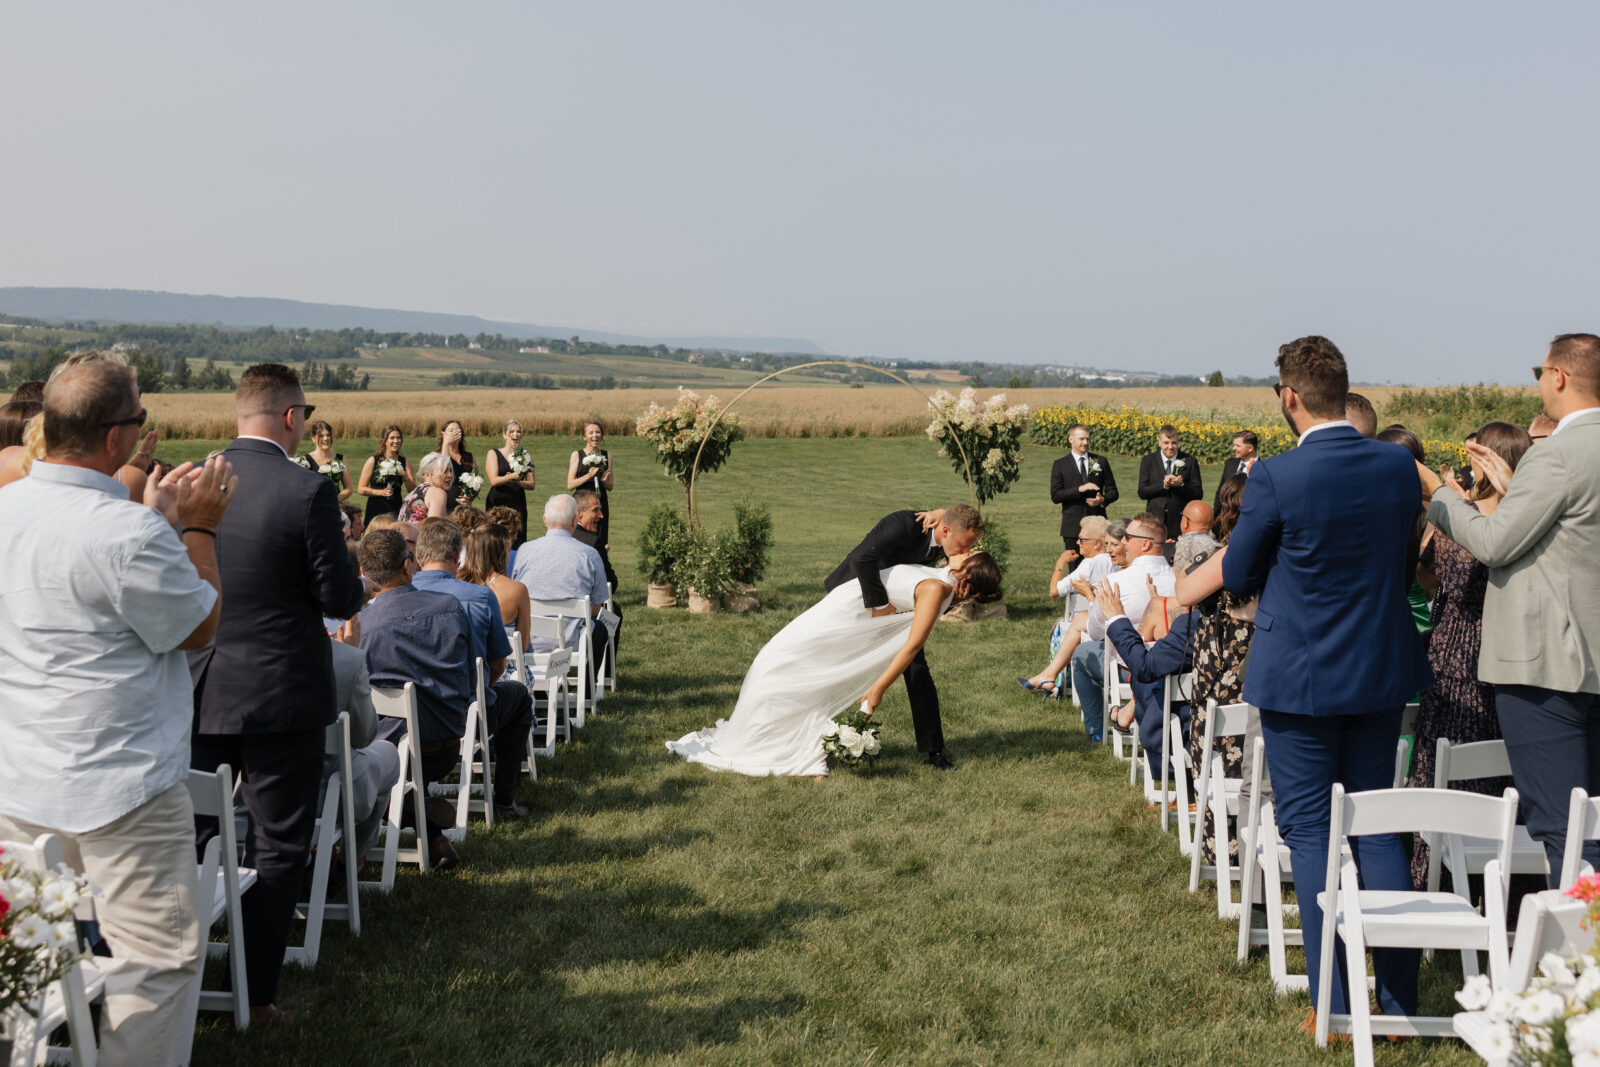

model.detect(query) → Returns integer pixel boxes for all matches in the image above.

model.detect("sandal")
[1016,677,1058,697]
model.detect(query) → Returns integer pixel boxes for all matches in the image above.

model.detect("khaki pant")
[0,783,204,1067]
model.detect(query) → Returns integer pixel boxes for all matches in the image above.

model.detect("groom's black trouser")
[904,648,944,753]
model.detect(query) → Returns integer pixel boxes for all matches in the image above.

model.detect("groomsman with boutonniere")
[1215,430,1258,510]
[1049,424,1118,553]
[1138,425,1203,541]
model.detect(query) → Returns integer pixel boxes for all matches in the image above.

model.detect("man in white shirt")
[0,358,235,1065]
[1071,514,1175,742]
[512,494,611,677]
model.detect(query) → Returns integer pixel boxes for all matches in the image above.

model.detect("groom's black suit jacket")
[825,510,942,610]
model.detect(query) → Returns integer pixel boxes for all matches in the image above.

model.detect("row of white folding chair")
[285,712,362,968]
[1426,738,1549,892]
[1187,701,1251,921]
[1101,636,1135,763]
[430,658,494,841]
[1562,786,1600,887]
[364,683,434,887]
[1153,672,1192,830]
[513,621,573,764]
[1,832,106,1067]
[186,763,255,1031]
[531,597,596,730]
[1453,888,1590,1063]
[1316,783,1519,1066]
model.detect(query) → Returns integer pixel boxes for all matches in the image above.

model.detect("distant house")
[687,352,704,364]
[468,341,483,350]
[520,344,551,354]
[377,342,389,350]
[110,341,138,353]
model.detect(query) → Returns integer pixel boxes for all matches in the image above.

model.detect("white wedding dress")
[666,565,954,777]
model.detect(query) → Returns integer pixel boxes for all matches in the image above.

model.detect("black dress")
[446,450,475,505]
[484,447,529,547]
[363,452,407,524]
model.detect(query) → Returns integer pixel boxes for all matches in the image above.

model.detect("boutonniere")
[1173,458,1187,473]
[1088,460,1103,476]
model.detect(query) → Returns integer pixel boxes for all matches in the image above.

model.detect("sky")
[4,2,1598,382]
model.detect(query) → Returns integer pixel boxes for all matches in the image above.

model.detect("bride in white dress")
[667,551,1002,777]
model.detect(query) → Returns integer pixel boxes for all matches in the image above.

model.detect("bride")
[667,551,1003,776]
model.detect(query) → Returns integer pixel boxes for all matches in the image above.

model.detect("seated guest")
[1164,500,1213,562]
[327,630,401,860]
[356,528,472,870]
[1345,391,1379,437]
[573,488,622,665]
[1377,425,1434,633]
[487,505,524,575]
[1528,411,1557,442]
[400,452,454,522]
[341,502,364,541]
[411,520,534,819]
[1070,513,1176,743]
[1102,532,1219,781]
[511,494,611,682]
[450,505,488,538]
[1020,516,1112,696]
[461,522,532,666]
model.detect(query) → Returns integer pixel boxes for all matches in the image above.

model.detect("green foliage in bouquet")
[821,707,882,768]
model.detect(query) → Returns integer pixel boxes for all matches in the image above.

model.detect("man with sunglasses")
[1429,333,1600,885]
[188,363,363,1027]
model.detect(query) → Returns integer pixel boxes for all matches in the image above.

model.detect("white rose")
[1454,973,1492,1011]
[837,725,860,748]
[863,734,881,756]
[1570,1012,1600,1054]
[846,735,866,758]
[821,723,839,738]
[1519,989,1568,1026]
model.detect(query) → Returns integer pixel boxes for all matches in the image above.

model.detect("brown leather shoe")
[1299,1008,1351,1046]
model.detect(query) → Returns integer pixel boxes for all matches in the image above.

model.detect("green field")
[176,437,1474,1065]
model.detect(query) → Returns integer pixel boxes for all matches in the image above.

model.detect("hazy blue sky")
[4,3,1597,381]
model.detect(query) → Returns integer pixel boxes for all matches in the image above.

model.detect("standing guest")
[1137,425,1202,541]
[485,419,536,547]
[0,360,233,1064]
[1406,420,1531,887]
[400,452,454,522]
[1428,333,1600,883]
[1456,431,1478,491]
[566,420,613,549]
[574,488,622,666]
[1344,392,1379,438]
[356,529,471,871]
[410,521,534,819]
[189,363,365,1027]
[437,419,476,508]
[358,424,414,525]
[461,522,531,662]
[300,419,353,502]
[1049,423,1118,551]
[1223,335,1429,1036]
[1376,425,1434,632]
[1528,411,1558,442]
[512,494,612,686]
[1215,431,1258,510]
[1,393,40,446]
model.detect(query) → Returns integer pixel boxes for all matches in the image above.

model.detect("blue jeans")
[1072,642,1105,742]
[1497,685,1600,886]
[1258,706,1418,1018]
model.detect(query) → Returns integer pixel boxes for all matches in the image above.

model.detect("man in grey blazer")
[1427,333,1600,884]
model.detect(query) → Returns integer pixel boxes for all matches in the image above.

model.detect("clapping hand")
[1069,574,1093,599]
[1464,441,1514,497]
[1095,578,1127,619]
[335,616,361,646]
[1438,464,1471,501]
[147,455,236,531]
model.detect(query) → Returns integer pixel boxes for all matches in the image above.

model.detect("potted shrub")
[723,496,773,613]
[674,525,738,615]
[637,500,688,608]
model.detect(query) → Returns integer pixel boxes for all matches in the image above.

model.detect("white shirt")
[1297,419,1354,446]
[1086,553,1177,660]
[511,528,611,651]
[0,461,217,832]
[1057,551,1115,601]
[1554,408,1600,436]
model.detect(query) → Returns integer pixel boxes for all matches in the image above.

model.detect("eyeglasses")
[1532,364,1560,382]
[101,407,148,428]
[1123,533,1158,545]
[1272,382,1288,396]
[1076,537,1096,543]
[286,403,316,418]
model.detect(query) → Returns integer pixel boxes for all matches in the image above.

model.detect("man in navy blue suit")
[1221,336,1431,1034]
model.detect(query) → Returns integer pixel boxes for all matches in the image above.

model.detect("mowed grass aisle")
[184,436,1477,1065]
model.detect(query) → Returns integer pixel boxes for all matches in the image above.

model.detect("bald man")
[1164,500,1214,562]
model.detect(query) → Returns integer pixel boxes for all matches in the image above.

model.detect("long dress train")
[666,565,953,777]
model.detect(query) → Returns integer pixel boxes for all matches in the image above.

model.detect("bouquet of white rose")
[581,452,609,483]
[821,704,882,768]
[0,849,94,1019]
[317,459,346,487]
[293,455,313,470]
[508,447,532,477]
[376,457,404,482]
[457,471,485,502]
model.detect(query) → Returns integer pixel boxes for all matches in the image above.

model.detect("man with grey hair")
[0,358,236,1062]
[511,494,611,680]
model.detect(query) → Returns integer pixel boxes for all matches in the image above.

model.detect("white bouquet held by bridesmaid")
[376,458,404,481]
[508,447,532,477]
[822,704,882,768]
[457,471,485,502]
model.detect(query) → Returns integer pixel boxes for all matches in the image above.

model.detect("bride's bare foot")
[813,774,828,782]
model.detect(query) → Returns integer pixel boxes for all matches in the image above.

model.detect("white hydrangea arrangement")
[924,388,1031,505]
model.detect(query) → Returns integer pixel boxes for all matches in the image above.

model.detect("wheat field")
[137,384,1429,440]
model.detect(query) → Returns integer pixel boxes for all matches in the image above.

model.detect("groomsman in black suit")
[824,504,984,770]
[1215,430,1258,510]
[189,364,364,1025]
[1138,424,1203,541]
[1049,423,1118,551]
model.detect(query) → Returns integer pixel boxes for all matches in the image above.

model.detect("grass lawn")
[179,436,1477,1065]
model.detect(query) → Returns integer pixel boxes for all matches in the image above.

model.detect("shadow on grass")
[531,989,810,1064]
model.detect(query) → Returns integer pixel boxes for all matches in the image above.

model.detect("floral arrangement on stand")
[924,388,1031,506]
[821,705,882,768]
[635,388,746,514]
[0,847,93,1026]
[456,471,485,503]
[1455,873,1600,1064]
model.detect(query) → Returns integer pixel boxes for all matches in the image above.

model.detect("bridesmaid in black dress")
[438,419,477,508]
[358,424,415,524]
[566,420,613,548]
[485,419,536,546]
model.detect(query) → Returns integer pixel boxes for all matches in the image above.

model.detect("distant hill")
[0,287,827,356]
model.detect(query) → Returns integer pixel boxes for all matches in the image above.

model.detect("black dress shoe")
[493,802,529,820]
[924,750,955,770]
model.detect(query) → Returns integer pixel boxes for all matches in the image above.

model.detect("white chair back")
[1561,787,1600,889]
[1188,700,1249,917]
[186,763,254,1029]
[286,712,362,967]
[531,596,594,729]
[364,683,432,886]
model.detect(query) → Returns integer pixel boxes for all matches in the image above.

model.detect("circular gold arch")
[686,361,976,522]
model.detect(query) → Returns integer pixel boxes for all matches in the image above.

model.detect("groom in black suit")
[824,504,984,769]
[189,363,364,1024]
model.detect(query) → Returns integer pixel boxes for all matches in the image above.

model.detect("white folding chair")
[595,585,619,694]
[531,596,595,730]
[1393,702,1420,786]
[1234,735,1314,994]
[285,712,362,968]
[1454,889,1591,1063]
[1169,725,1198,859]
[1189,700,1249,919]
[518,619,573,762]
[1426,738,1547,890]
[186,764,255,1030]
[1,833,104,1067]
[1101,636,1134,763]
[431,658,494,841]
[1559,787,1600,888]
[1315,784,1519,1064]
[363,684,432,888]
[1154,672,1193,831]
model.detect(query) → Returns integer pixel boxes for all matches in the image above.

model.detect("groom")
[825,503,985,770]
